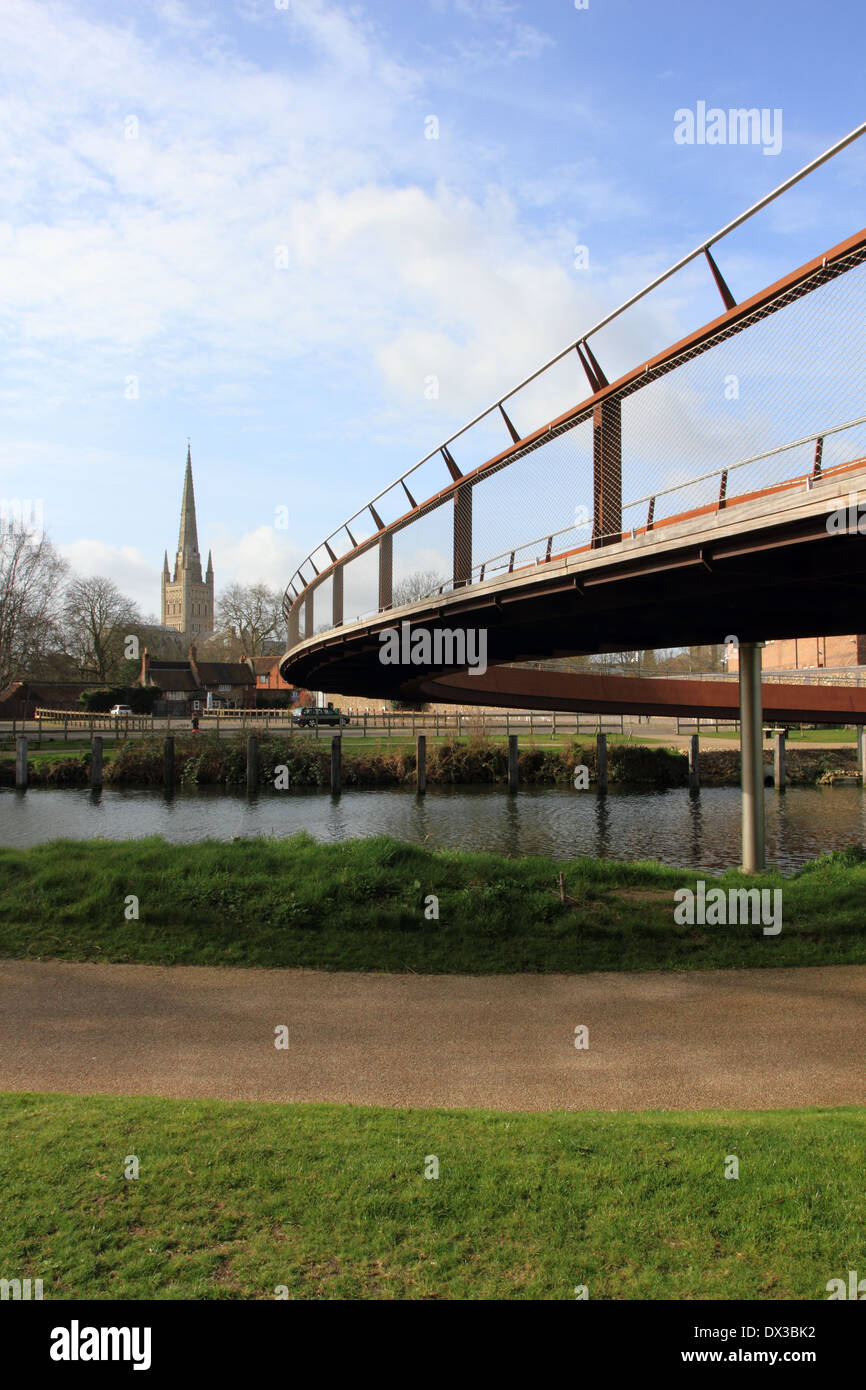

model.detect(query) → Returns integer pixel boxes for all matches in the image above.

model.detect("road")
[2,960,864,1111]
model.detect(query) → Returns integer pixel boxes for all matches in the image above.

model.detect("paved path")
[2,960,864,1111]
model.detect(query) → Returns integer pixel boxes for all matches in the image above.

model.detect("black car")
[293,705,350,728]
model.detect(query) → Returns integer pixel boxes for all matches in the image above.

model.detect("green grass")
[2,834,866,973]
[696,728,857,743]
[0,1091,861,1299]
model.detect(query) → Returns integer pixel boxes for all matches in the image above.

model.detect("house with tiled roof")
[139,648,253,713]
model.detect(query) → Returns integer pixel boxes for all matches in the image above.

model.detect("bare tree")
[215,582,285,656]
[392,569,445,607]
[0,527,68,688]
[62,575,141,683]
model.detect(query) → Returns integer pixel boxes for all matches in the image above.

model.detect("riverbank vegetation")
[2,835,865,974]
[1,1091,861,1299]
[0,730,859,788]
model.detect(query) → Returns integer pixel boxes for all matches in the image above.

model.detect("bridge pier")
[739,642,765,874]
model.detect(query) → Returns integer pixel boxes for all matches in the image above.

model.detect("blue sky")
[2,0,865,619]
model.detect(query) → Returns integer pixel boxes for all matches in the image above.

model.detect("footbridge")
[281,124,866,868]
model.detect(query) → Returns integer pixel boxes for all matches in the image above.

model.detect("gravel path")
[2,959,864,1111]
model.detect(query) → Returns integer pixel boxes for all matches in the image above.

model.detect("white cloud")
[59,541,161,617]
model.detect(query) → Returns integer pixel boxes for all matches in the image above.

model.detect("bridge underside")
[281,489,866,720]
[401,666,866,724]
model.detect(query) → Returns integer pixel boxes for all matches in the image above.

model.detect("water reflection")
[0,782,864,874]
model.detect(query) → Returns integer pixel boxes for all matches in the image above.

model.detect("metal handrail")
[401,416,866,607]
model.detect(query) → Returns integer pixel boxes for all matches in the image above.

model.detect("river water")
[2,783,864,872]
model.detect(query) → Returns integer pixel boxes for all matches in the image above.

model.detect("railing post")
[591,397,622,548]
[453,484,472,588]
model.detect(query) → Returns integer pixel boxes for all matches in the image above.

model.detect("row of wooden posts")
[14,729,849,794]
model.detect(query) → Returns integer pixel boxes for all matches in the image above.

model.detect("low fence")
[10,707,635,741]
[4,706,848,745]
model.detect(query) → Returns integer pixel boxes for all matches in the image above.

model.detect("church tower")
[161,445,215,641]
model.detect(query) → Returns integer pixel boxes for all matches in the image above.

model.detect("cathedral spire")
[175,442,202,580]
[162,443,213,639]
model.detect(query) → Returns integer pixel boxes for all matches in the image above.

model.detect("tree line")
[0,525,288,691]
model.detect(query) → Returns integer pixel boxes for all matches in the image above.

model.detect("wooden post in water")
[773,731,786,790]
[91,736,103,791]
[416,734,427,794]
[331,735,341,794]
[15,736,27,790]
[596,733,608,792]
[507,734,519,793]
[689,734,700,791]
[247,735,259,793]
[163,736,174,790]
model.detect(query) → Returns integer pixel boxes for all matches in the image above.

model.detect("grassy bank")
[2,835,865,973]
[1,1091,861,1299]
[1,730,859,788]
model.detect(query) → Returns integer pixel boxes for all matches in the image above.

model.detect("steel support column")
[592,397,622,547]
[333,563,344,628]
[304,592,314,640]
[739,642,765,873]
[378,533,393,612]
[453,484,472,589]
[288,604,300,648]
